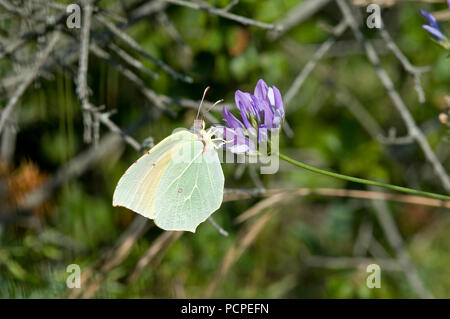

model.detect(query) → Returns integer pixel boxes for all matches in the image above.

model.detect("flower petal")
[214,126,256,154]
[257,125,268,143]
[421,10,439,29]
[422,25,446,41]
[254,79,269,101]
[272,86,284,111]
[235,90,254,129]
[252,95,273,128]
[273,109,283,128]
[222,106,244,130]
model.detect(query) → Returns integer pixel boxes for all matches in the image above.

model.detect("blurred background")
[0,0,449,298]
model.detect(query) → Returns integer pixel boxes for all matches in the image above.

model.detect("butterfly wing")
[112,130,196,219]
[153,140,224,232]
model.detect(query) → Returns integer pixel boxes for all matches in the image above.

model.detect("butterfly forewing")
[112,130,196,219]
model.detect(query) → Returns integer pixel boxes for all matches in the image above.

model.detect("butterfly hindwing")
[153,140,224,232]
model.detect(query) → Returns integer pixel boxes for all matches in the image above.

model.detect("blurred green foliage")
[0,0,449,298]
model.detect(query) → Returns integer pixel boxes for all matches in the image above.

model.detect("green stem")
[279,153,450,202]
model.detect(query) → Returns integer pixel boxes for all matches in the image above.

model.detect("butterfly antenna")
[203,99,224,118]
[196,86,210,120]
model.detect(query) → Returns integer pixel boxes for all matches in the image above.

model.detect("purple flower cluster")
[214,79,284,155]
[421,10,447,42]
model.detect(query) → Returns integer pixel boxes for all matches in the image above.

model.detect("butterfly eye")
[193,119,203,133]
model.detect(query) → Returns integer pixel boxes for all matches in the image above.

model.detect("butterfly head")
[194,87,224,152]
[193,119,205,134]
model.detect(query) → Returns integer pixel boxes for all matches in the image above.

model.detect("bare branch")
[336,0,450,193]
[269,0,331,40]
[68,215,151,298]
[95,14,193,83]
[379,23,430,103]
[223,0,239,12]
[208,217,229,237]
[108,42,158,79]
[127,231,183,284]
[0,31,60,134]
[304,256,402,271]
[224,187,450,209]
[77,0,95,143]
[285,20,348,109]
[205,210,276,297]
[371,192,434,298]
[164,0,282,31]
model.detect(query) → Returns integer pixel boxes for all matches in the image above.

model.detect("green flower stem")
[279,153,450,202]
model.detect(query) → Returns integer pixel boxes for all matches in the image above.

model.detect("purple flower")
[213,125,257,155]
[214,79,285,155]
[421,10,447,42]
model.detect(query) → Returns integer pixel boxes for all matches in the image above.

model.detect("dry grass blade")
[371,194,434,299]
[128,231,183,283]
[234,193,293,224]
[304,256,402,271]
[67,216,151,298]
[205,210,276,298]
[224,187,450,214]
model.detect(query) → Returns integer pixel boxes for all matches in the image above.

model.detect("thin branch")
[371,191,434,298]
[225,187,450,210]
[89,44,174,116]
[379,23,430,103]
[108,42,159,79]
[127,231,183,284]
[9,112,152,219]
[304,256,402,271]
[353,218,374,256]
[269,0,331,40]
[205,210,276,297]
[95,14,193,83]
[68,215,151,298]
[284,20,348,108]
[336,0,450,193]
[0,31,60,134]
[234,193,291,224]
[77,0,94,143]
[17,133,122,213]
[208,217,229,237]
[335,85,386,141]
[222,0,239,12]
[97,111,142,151]
[0,3,70,59]
[156,12,191,54]
[351,0,444,6]
[335,84,415,144]
[0,0,27,18]
[164,0,282,31]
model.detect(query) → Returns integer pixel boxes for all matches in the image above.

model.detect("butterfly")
[113,88,225,232]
